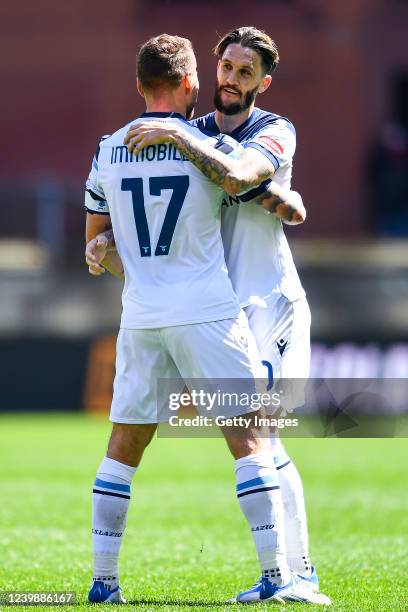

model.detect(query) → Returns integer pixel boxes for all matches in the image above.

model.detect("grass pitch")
[0,414,407,611]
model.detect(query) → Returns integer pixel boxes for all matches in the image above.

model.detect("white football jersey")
[220,116,306,306]
[85,113,242,329]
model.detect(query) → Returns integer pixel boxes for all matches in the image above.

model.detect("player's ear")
[183,73,193,92]
[136,78,145,99]
[258,74,272,94]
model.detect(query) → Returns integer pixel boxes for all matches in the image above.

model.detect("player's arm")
[240,182,306,225]
[85,140,124,280]
[124,121,274,195]
[85,213,124,279]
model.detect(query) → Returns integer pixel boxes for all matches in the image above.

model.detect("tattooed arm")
[124,121,305,224]
[124,121,275,195]
[247,183,306,225]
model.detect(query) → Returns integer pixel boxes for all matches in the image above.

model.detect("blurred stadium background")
[1,0,408,413]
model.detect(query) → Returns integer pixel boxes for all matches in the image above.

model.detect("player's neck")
[144,99,186,118]
[214,103,255,134]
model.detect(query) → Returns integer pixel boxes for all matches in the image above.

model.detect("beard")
[213,80,259,115]
[186,86,199,120]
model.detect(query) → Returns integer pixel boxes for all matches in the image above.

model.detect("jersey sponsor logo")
[258,135,284,155]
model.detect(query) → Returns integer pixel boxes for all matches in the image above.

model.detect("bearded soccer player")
[84,33,330,606]
[122,27,325,604]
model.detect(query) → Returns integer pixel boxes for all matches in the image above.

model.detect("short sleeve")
[84,136,110,215]
[245,119,296,171]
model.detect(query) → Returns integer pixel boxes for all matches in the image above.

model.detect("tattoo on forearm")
[258,188,305,224]
[173,134,232,187]
[173,133,270,193]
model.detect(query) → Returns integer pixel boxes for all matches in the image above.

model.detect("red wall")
[1,0,407,236]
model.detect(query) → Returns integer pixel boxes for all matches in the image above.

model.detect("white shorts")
[110,315,262,424]
[244,295,311,411]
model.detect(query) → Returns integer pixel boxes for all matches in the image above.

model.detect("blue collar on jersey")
[199,111,255,138]
[140,111,189,123]
[191,107,294,142]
